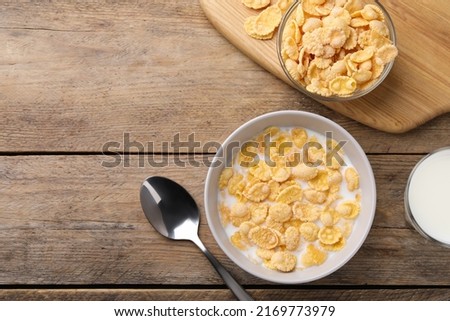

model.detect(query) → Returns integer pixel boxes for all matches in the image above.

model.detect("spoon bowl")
[140,176,253,301]
[140,176,199,241]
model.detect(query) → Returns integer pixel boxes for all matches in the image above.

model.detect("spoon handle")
[191,237,254,301]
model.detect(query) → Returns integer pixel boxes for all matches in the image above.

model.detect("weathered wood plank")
[1,155,450,286]
[0,1,449,153]
[0,288,449,301]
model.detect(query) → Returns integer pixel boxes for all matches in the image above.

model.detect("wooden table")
[1,1,449,301]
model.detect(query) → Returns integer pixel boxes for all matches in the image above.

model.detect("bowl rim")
[204,110,377,284]
[277,0,397,101]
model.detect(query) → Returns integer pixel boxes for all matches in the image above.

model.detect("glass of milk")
[405,147,450,248]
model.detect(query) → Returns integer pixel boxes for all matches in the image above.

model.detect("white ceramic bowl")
[204,111,376,284]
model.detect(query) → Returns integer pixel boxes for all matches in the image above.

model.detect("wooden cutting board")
[200,0,450,133]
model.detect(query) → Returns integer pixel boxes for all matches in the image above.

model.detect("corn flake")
[284,226,301,251]
[239,221,257,239]
[353,69,373,84]
[324,27,347,49]
[244,182,270,203]
[329,76,357,95]
[283,218,302,229]
[323,16,350,37]
[299,222,320,241]
[302,0,321,16]
[344,0,364,13]
[277,0,294,13]
[266,216,286,233]
[244,16,275,40]
[304,189,328,204]
[327,169,343,186]
[361,4,384,21]
[351,46,375,63]
[336,200,360,219]
[263,126,280,138]
[345,55,358,74]
[343,27,358,50]
[230,204,251,227]
[285,59,301,81]
[227,173,245,196]
[291,128,308,148]
[302,244,327,267]
[320,209,340,226]
[280,178,297,189]
[330,6,352,24]
[230,202,249,218]
[249,160,272,182]
[231,231,248,250]
[254,6,283,36]
[369,20,389,37]
[326,155,342,170]
[242,0,271,10]
[320,236,346,251]
[250,203,269,224]
[350,17,369,27]
[266,180,280,202]
[324,190,342,207]
[283,36,300,60]
[269,203,292,222]
[249,226,279,249]
[340,219,354,238]
[303,29,326,56]
[270,251,297,272]
[307,144,325,164]
[371,57,384,78]
[219,203,231,225]
[219,168,233,189]
[345,167,360,191]
[303,17,323,33]
[276,184,303,204]
[292,163,318,181]
[295,2,306,25]
[230,217,248,229]
[318,226,342,245]
[328,60,347,80]
[293,202,322,222]
[375,44,398,65]
[316,0,334,16]
[308,170,329,191]
[271,167,291,183]
[256,248,275,260]
[358,30,391,49]
[314,57,333,69]
[283,20,302,44]
[238,144,259,166]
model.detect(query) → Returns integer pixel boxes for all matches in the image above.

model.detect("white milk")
[406,148,450,245]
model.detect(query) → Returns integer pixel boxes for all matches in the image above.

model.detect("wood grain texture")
[1,288,449,301]
[200,0,450,133]
[1,0,449,301]
[1,155,450,286]
[0,0,449,153]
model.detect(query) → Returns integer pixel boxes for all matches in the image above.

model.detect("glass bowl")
[277,0,397,101]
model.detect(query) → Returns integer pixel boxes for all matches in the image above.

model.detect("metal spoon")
[140,176,253,301]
